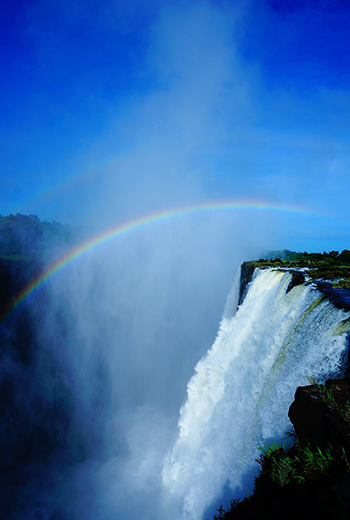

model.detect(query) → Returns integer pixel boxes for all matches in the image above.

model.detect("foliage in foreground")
[211,435,350,520]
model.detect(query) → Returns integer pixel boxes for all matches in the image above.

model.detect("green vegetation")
[306,377,337,404]
[249,249,350,288]
[265,249,350,266]
[211,374,350,520]
[258,441,287,458]
[333,279,350,289]
[257,438,337,487]
[306,377,350,427]
[258,444,295,487]
[211,437,349,520]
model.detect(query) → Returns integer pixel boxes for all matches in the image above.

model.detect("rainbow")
[0,200,314,323]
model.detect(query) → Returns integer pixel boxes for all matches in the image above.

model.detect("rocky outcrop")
[216,376,350,519]
[239,262,306,305]
[288,376,350,455]
[238,262,257,305]
[316,281,350,311]
[288,376,350,518]
[286,270,305,293]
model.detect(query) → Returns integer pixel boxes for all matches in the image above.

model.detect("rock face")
[288,376,350,455]
[0,258,40,318]
[286,271,305,293]
[238,262,257,305]
[288,375,350,518]
[239,262,306,306]
[316,281,350,311]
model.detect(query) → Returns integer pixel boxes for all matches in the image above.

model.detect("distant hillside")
[0,214,79,261]
[264,249,350,267]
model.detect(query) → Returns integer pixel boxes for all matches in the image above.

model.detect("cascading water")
[162,267,350,520]
[3,258,350,520]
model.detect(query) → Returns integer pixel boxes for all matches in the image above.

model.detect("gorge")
[1,222,350,520]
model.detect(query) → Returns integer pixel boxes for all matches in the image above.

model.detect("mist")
[25,0,261,228]
[1,3,276,518]
[0,211,268,520]
[3,0,350,518]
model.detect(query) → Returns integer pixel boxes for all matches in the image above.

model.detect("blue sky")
[1,0,350,252]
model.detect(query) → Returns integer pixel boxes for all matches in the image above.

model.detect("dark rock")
[317,281,350,311]
[288,385,329,450]
[288,377,350,459]
[286,271,305,293]
[0,258,41,318]
[239,262,257,305]
[332,477,350,513]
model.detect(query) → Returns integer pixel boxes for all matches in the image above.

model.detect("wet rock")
[286,271,305,293]
[239,262,257,305]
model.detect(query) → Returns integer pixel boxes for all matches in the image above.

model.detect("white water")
[162,268,350,520]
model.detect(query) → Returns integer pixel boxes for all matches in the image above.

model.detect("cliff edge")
[213,258,350,520]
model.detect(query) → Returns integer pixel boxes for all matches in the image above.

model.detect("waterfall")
[3,260,350,520]
[162,267,350,520]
